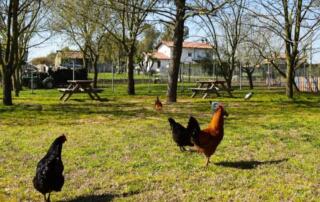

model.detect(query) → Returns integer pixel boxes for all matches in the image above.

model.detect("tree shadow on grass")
[67,97,109,102]
[99,98,109,102]
[71,99,86,103]
[61,190,141,202]
[214,158,288,170]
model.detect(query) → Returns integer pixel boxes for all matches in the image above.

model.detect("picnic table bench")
[190,80,233,99]
[58,80,104,102]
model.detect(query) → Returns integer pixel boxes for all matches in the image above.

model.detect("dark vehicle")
[22,66,88,89]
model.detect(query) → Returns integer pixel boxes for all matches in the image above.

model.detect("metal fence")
[94,64,286,89]
[295,77,320,93]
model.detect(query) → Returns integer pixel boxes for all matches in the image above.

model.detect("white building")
[145,41,212,73]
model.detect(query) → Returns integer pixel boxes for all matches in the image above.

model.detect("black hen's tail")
[187,116,201,145]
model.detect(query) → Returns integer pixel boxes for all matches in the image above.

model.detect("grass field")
[88,73,149,80]
[0,84,319,201]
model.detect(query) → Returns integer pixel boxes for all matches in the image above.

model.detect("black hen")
[33,135,67,202]
[168,117,199,151]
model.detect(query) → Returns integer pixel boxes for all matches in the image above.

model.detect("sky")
[28,18,320,64]
[28,34,68,61]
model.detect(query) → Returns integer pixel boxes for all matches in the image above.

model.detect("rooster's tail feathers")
[187,116,201,146]
[187,116,200,133]
[168,117,176,126]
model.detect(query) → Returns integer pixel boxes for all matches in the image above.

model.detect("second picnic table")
[190,80,233,99]
[58,80,103,102]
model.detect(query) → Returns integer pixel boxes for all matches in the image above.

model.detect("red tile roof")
[160,41,212,49]
[150,52,170,60]
[58,51,84,59]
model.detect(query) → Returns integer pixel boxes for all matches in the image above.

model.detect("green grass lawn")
[0,84,319,201]
[88,73,149,80]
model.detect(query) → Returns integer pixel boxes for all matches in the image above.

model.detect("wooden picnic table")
[58,80,103,102]
[189,80,233,99]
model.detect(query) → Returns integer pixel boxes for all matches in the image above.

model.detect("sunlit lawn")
[0,84,319,201]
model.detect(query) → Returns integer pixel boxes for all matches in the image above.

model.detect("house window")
[188,52,192,57]
[157,60,161,68]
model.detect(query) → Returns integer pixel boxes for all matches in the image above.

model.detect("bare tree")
[199,0,247,89]
[50,0,107,88]
[238,24,267,89]
[249,0,320,98]
[0,0,42,105]
[238,44,263,89]
[91,0,159,95]
[152,0,231,102]
[249,27,307,91]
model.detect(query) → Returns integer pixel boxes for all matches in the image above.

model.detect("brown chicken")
[190,104,228,166]
[155,96,162,110]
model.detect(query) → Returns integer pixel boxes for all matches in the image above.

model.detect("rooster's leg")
[180,146,186,151]
[43,194,47,202]
[205,157,210,167]
[47,193,51,202]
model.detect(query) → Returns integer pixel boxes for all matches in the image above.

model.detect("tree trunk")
[286,63,294,98]
[12,66,22,97]
[226,77,232,89]
[167,0,186,103]
[17,67,22,91]
[12,70,19,97]
[293,78,300,92]
[247,71,254,89]
[3,68,13,105]
[127,49,135,95]
[92,57,99,88]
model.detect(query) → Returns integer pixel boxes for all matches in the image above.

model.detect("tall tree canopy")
[93,0,159,95]
[0,0,42,105]
[154,0,231,102]
[249,0,320,98]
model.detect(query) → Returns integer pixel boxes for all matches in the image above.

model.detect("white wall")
[146,44,211,73]
[158,44,171,57]
[159,60,170,72]
[194,49,210,59]
[180,48,210,63]
[180,48,193,63]
[147,59,170,73]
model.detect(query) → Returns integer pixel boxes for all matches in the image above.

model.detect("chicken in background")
[190,103,228,166]
[168,117,200,151]
[244,92,254,100]
[155,96,163,110]
[33,135,67,202]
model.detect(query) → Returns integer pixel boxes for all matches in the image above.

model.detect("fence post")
[239,63,242,90]
[112,64,114,93]
[181,63,184,92]
[188,63,191,82]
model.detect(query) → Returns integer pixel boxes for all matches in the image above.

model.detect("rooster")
[190,103,228,166]
[168,117,199,151]
[33,135,67,202]
[155,96,163,110]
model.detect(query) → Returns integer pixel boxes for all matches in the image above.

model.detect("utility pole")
[72,60,75,81]
[309,31,313,78]
[112,64,114,93]
[239,62,242,90]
